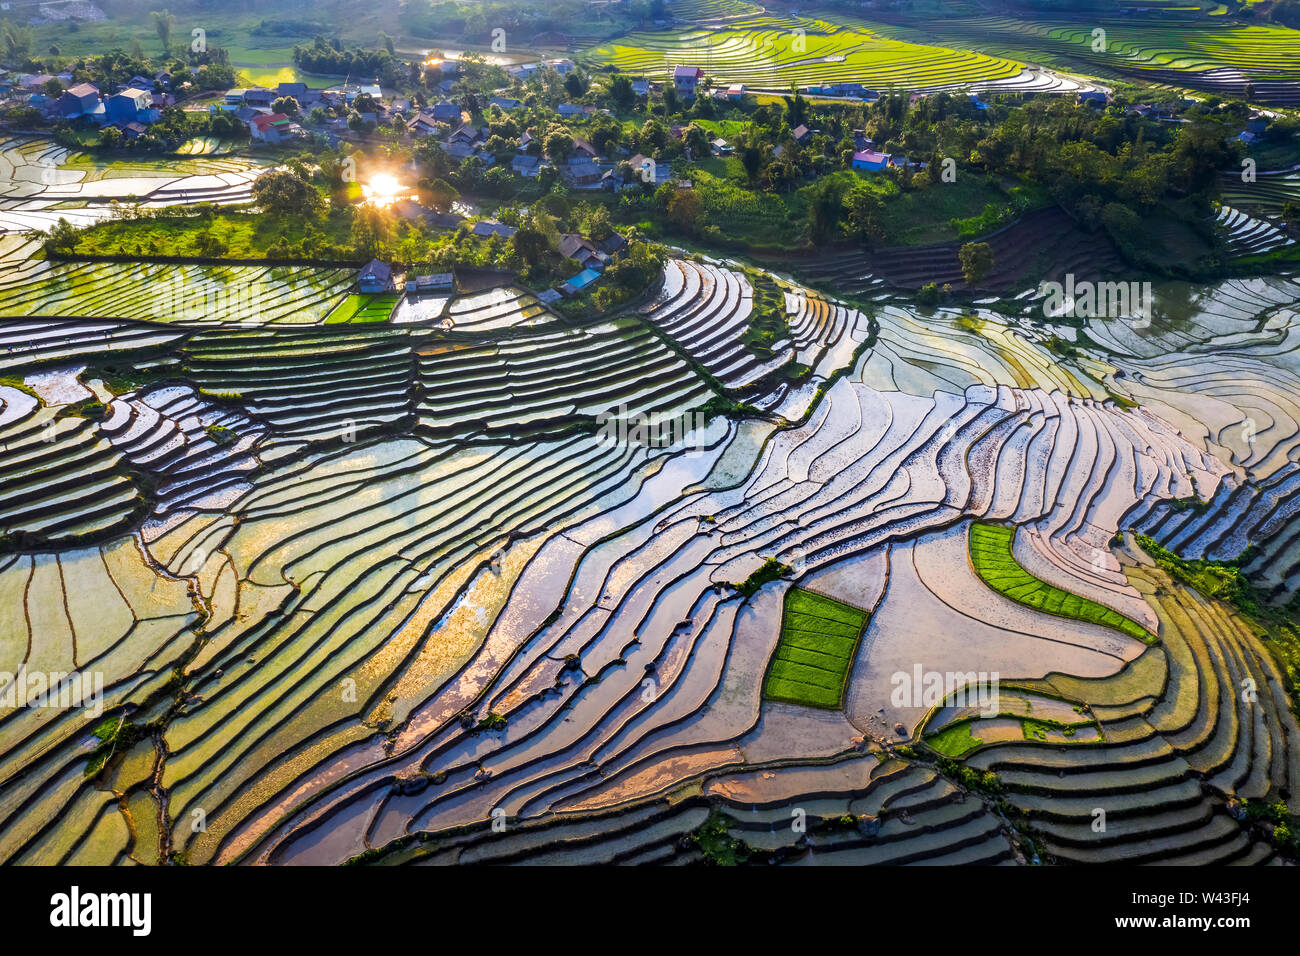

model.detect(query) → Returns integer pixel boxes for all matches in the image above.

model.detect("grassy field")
[580,14,1026,91]
[763,587,869,709]
[969,523,1156,643]
[325,292,399,323]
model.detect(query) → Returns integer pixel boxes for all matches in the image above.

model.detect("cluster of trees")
[292,37,400,86]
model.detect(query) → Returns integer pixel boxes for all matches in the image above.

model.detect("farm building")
[358,259,395,293]
[852,149,891,172]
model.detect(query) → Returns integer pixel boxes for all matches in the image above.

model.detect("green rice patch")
[763,587,869,709]
[968,523,1155,643]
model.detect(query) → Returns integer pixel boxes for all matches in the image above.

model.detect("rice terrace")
[1,0,1300,903]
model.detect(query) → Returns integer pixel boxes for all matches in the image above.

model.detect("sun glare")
[362,173,407,208]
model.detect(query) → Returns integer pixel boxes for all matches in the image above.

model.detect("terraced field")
[0,137,266,234]
[581,15,1085,94]
[1,186,1299,864]
[865,15,1300,103]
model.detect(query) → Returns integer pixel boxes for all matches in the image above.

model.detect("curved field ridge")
[762,587,869,709]
[970,523,1155,642]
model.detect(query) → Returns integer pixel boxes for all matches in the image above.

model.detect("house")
[448,124,482,146]
[560,268,602,296]
[559,233,609,271]
[511,153,542,177]
[58,82,99,117]
[673,66,704,98]
[726,83,745,101]
[853,129,874,151]
[489,96,523,111]
[472,220,518,239]
[711,137,733,157]
[358,259,395,293]
[106,87,154,124]
[243,87,275,108]
[431,100,461,123]
[407,111,442,138]
[151,92,174,109]
[427,211,464,229]
[276,82,309,100]
[852,149,890,171]
[405,273,454,294]
[571,137,599,161]
[564,157,604,187]
[631,79,650,97]
[126,74,154,91]
[546,58,576,74]
[596,232,629,258]
[791,124,812,144]
[114,121,148,140]
[537,288,563,305]
[248,112,296,143]
[557,103,590,118]
[1077,90,1109,108]
[223,88,247,108]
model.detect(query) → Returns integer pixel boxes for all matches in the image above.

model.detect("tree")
[959,242,994,285]
[545,129,574,163]
[151,9,175,55]
[271,96,300,117]
[251,169,322,217]
[42,77,64,96]
[667,188,702,235]
[423,177,459,214]
[608,74,634,111]
[513,225,548,266]
[42,217,79,256]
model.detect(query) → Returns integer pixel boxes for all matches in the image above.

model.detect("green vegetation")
[969,523,1156,642]
[1138,535,1300,717]
[583,14,1024,90]
[325,293,399,324]
[204,424,236,446]
[730,556,791,598]
[688,808,754,865]
[925,720,984,757]
[762,587,869,709]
